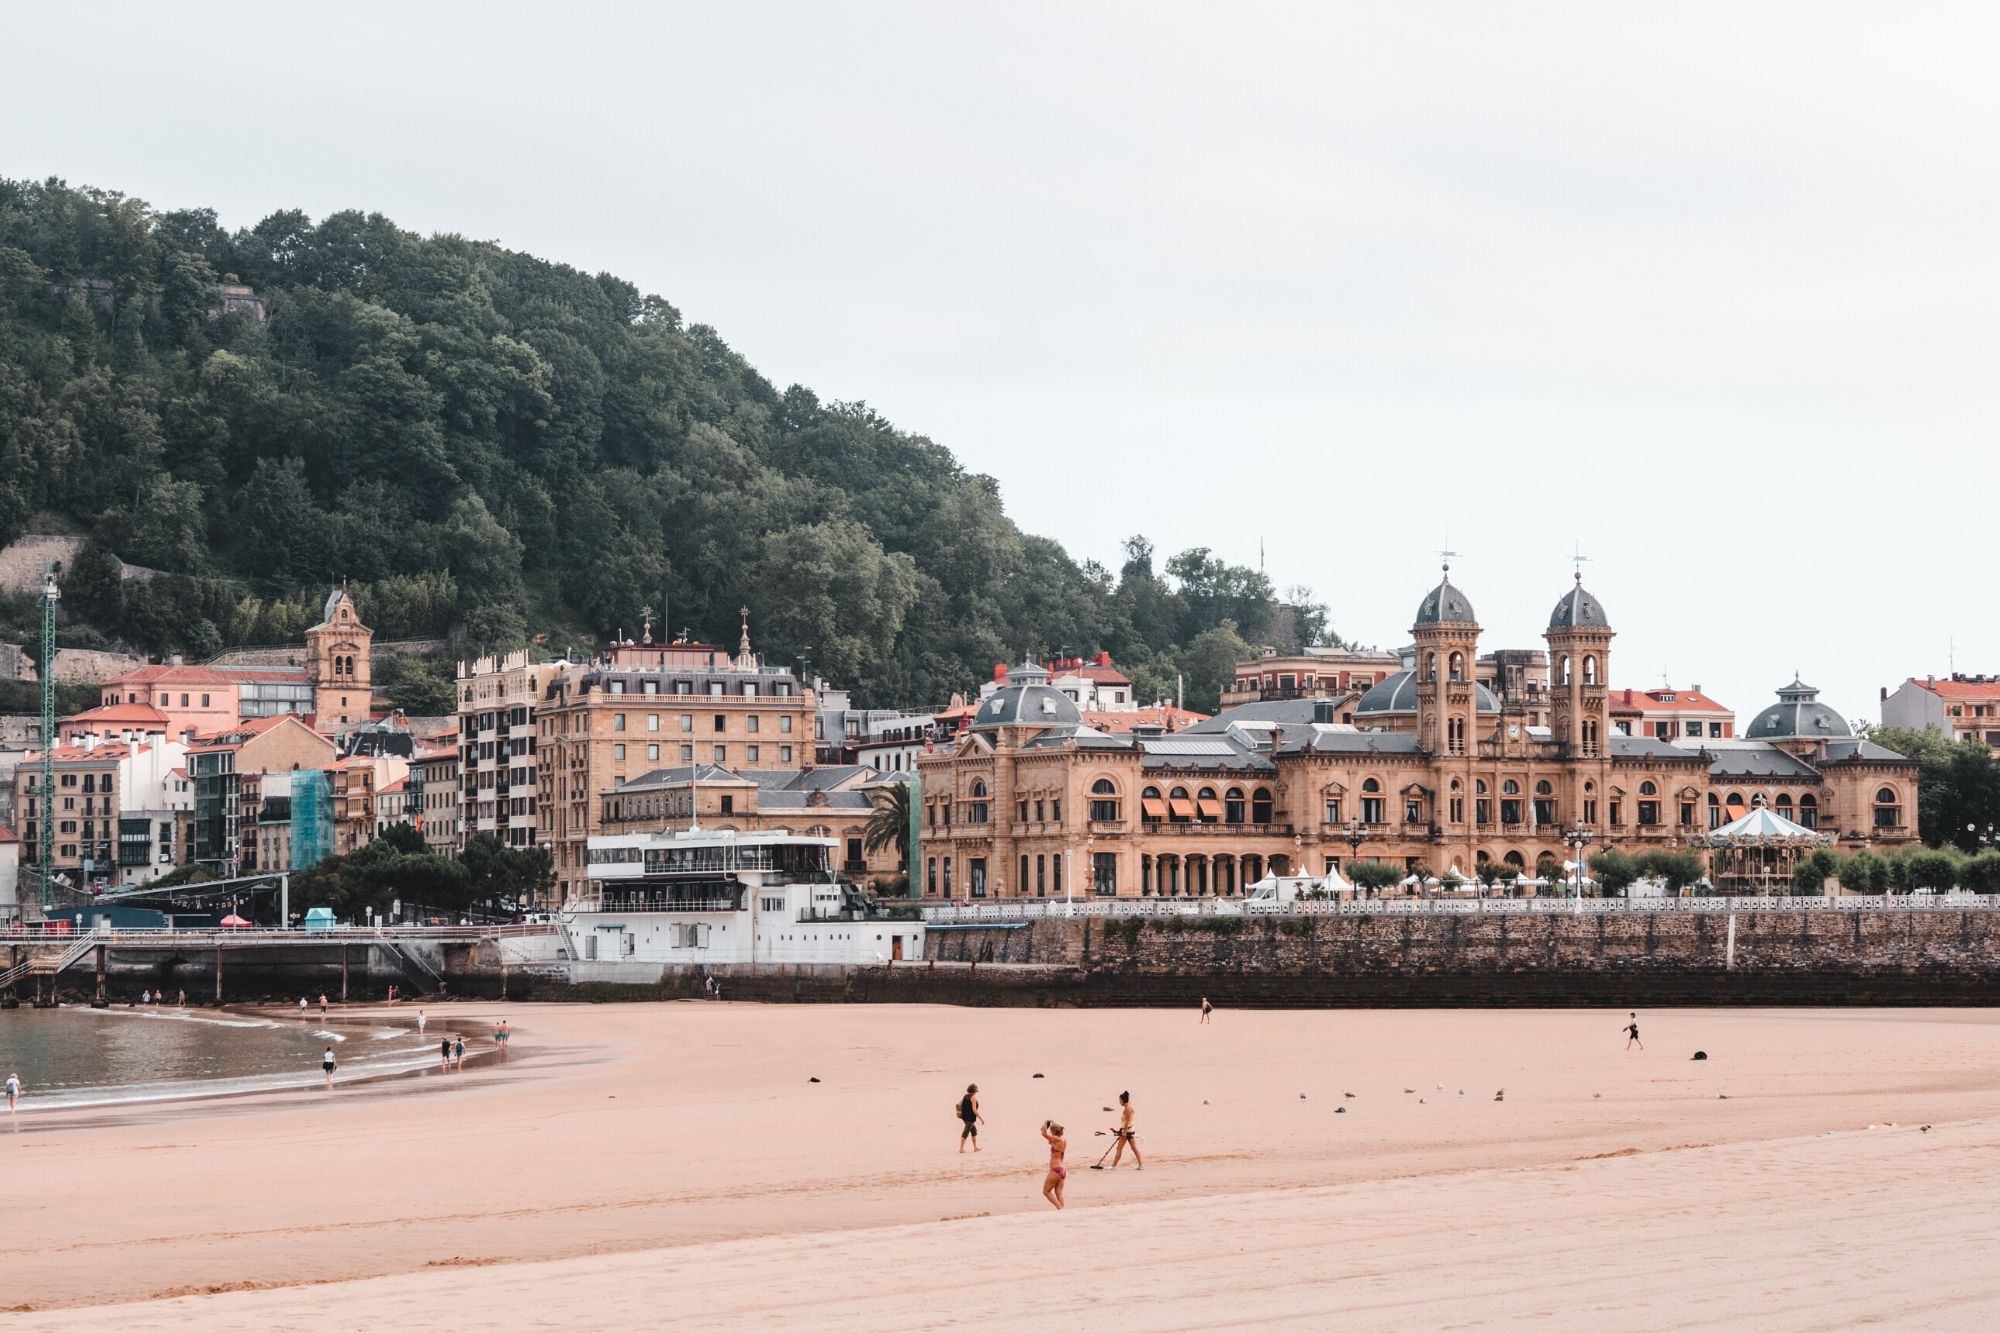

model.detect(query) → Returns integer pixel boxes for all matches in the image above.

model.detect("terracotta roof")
[19,741,145,764]
[1607,687,1732,714]
[1910,677,2000,700]
[378,778,408,795]
[63,702,170,726]
[101,663,237,688]
[1076,665,1132,686]
[1085,706,1211,734]
[0,824,19,843]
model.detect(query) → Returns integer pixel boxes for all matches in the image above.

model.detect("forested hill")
[0,178,1328,709]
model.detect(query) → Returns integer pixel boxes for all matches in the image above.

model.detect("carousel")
[1689,794,1834,895]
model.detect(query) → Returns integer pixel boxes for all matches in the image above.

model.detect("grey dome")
[1354,668,1500,716]
[1414,574,1476,626]
[1549,579,1610,630]
[1744,678,1850,739]
[973,661,1082,731]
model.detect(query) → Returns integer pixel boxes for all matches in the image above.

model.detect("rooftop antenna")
[1949,635,1956,672]
[639,604,654,645]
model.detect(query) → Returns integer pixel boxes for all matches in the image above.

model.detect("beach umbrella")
[219,913,253,928]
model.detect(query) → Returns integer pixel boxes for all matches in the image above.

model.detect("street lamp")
[1345,822,1368,899]
[1562,825,1595,915]
[1969,823,1995,849]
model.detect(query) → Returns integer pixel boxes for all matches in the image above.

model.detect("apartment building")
[411,744,461,858]
[13,736,190,889]
[456,650,562,851]
[538,619,814,904]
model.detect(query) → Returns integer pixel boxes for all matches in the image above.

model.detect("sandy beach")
[6,1002,2000,1330]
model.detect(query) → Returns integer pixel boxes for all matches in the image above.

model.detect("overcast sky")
[6,3,1995,725]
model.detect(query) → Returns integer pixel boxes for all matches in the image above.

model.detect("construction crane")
[36,562,57,913]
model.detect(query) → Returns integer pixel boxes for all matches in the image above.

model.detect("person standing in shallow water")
[440,1038,452,1072]
[322,1046,337,1089]
[1040,1120,1067,1209]
[5,1071,20,1114]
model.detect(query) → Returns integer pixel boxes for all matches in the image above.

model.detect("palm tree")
[864,779,914,866]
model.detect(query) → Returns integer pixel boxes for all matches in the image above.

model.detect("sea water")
[0,1005,451,1110]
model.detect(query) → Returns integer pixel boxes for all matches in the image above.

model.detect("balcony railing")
[1138,821,1296,836]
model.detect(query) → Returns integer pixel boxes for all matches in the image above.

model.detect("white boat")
[568,828,923,981]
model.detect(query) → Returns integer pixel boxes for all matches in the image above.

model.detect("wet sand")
[5,1003,2000,1329]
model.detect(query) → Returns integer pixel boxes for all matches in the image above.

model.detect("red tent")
[219,913,254,928]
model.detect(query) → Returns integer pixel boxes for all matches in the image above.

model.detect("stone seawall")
[910,911,2000,1007]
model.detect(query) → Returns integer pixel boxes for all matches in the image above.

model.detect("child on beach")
[1200,996,1212,1024]
[1040,1120,1067,1209]
[417,1009,427,1035]
[957,1083,985,1152]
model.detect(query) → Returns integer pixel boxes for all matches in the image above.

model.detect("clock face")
[1509,724,1520,738]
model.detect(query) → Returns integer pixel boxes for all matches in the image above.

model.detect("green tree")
[1636,850,1705,894]
[1838,850,1890,895]
[1347,860,1402,893]
[1789,848,1838,895]
[1589,847,1640,897]
[1176,621,1252,715]
[863,778,913,867]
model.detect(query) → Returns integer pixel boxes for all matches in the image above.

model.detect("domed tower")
[1545,573,1613,759]
[1536,568,1616,748]
[1412,565,1480,757]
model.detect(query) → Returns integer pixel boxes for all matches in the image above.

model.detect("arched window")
[1141,785,1164,823]
[1501,779,1520,795]
[970,779,987,797]
[1639,781,1657,796]
[1196,786,1219,823]
[1426,651,1438,681]
[1583,656,1598,685]
[1089,779,1119,823]
[1362,778,1381,793]
[1449,651,1465,682]
[1224,786,1246,824]
[1504,850,1526,868]
[1168,786,1193,823]
[1535,780,1553,795]
[1798,793,1818,830]
[1251,787,1274,824]
[1775,793,1794,818]
[1872,787,1900,829]
[1475,779,1488,794]
[1708,791,1722,828]
[1560,655,1572,686]
[964,780,988,824]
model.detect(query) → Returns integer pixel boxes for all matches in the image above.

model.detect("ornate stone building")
[915,570,1920,900]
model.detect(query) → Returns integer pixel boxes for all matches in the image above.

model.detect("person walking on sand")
[1624,1013,1643,1051]
[1200,996,1212,1025]
[440,1037,452,1072]
[454,1036,465,1071]
[1108,1090,1143,1170]
[5,1071,20,1114]
[299,996,308,1018]
[177,989,186,1008]
[1040,1120,1068,1209]
[322,1046,337,1090]
[957,1083,986,1152]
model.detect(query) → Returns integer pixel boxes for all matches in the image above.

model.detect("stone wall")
[917,911,2000,1006]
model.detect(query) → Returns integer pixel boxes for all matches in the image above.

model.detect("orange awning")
[1168,795,1195,819]
[1142,797,1167,818]
[1197,797,1222,820]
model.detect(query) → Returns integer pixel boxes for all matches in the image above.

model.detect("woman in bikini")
[1040,1120,1067,1210]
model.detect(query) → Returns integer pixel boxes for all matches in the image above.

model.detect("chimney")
[993,663,1008,683]
[1880,686,1888,701]
[169,654,183,667]
[1096,651,1113,667]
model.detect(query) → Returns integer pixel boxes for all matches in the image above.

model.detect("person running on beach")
[1040,1120,1068,1209]
[1624,1013,1643,1051]
[5,1071,20,1114]
[440,1038,453,1071]
[1108,1090,1143,1170]
[1200,996,1212,1025]
[957,1083,986,1152]
[322,1046,337,1089]
[454,1036,465,1071]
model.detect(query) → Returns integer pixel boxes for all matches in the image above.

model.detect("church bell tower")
[306,583,373,727]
